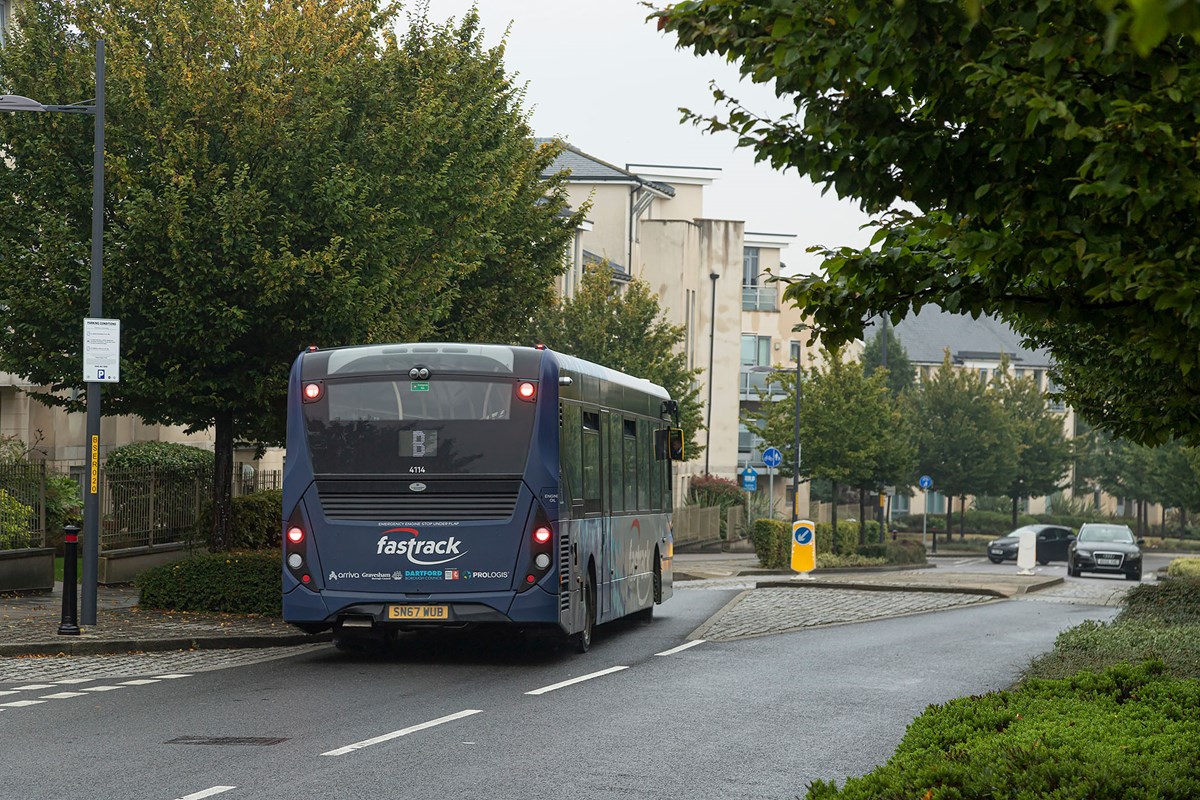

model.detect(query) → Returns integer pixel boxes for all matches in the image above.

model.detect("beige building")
[544,140,811,518]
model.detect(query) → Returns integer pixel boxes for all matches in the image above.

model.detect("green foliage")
[816,553,886,569]
[805,662,1200,799]
[687,474,742,509]
[859,540,929,566]
[0,489,35,550]
[994,363,1073,510]
[750,518,790,569]
[1120,577,1200,625]
[196,490,283,551]
[136,551,281,615]
[530,265,704,459]
[0,3,576,549]
[861,324,913,396]
[815,520,880,555]
[908,357,1018,533]
[1168,558,1200,578]
[106,442,215,472]
[658,0,1200,445]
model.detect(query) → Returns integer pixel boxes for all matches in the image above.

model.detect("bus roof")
[299,342,670,403]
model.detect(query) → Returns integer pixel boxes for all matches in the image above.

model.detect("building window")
[1014,368,1026,380]
[0,0,9,48]
[1046,375,1065,412]
[742,247,760,286]
[892,494,910,515]
[1032,369,1043,390]
[789,340,802,364]
[740,334,770,368]
[978,368,988,381]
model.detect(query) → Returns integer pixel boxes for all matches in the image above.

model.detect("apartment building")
[543,140,811,516]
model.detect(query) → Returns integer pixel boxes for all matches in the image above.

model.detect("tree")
[0,3,577,548]
[529,264,705,459]
[908,356,1018,540]
[1147,440,1200,533]
[994,364,1074,526]
[657,0,1200,445]
[1091,434,1159,536]
[862,325,914,397]
[749,354,914,548]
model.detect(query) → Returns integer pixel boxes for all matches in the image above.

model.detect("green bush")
[0,488,35,549]
[815,520,878,554]
[750,518,790,569]
[195,489,283,550]
[137,550,280,615]
[106,441,215,470]
[1120,577,1200,626]
[817,553,886,568]
[806,662,1200,800]
[1024,619,1200,681]
[688,474,744,538]
[886,539,927,565]
[1168,558,1200,578]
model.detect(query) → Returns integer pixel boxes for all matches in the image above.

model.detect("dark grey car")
[1068,523,1143,580]
[987,525,1074,565]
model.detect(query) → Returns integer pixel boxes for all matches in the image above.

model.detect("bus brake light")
[517,381,537,401]
[533,526,551,545]
[303,382,323,402]
[287,526,305,544]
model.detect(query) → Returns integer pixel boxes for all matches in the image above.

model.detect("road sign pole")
[769,464,774,521]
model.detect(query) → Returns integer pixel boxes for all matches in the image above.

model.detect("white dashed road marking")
[81,685,124,692]
[174,787,236,800]
[321,709,483,757]
[1,700,46,708]
[525,666,629,696]
[656,640,705,656]
[40,692,88,699]
[120,679,161,686]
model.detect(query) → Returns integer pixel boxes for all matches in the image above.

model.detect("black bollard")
[58,525,81,636]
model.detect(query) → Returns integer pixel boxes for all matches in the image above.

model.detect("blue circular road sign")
[794,525,813,545]
[919,475,933,490]
[762,447,783,468]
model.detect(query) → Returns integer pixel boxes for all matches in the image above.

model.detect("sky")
[421,0,875,276]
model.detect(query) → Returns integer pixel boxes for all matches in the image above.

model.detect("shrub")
[1167,558,1200,578]
[1119,577,1200,626]
[817,553,886,568]
[806,662,1200,799]
[1024,619,1200,681]
[195,489,283,550]
[0,488,35,550]
[750,518,789,569]
[137,550,280,615]
[106,441,215,471]
[815,520,875,554]
[886,539,927,565]
[688,474,744,538]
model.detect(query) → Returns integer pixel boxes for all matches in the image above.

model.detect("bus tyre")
[571,574,594,654]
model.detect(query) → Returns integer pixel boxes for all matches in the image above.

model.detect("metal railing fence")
[673,505,721,545]
[0,462,47,549]
[102,465,211,551]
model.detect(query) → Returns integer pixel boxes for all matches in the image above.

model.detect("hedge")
[752,519,922,569]
[137,551,280,615]
[106,441,215,470]
[0,488,34,549]
[1168,558,1200,578]
[806,662,1200,800]
[195,489,283,550]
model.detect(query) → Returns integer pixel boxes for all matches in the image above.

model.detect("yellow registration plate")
[387,604,449,621]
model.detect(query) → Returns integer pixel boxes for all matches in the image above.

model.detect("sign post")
[919,475,933,553]
[791,519,816,576]
[763,447,782,521]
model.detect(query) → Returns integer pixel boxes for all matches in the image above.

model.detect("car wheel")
[988,557,1004,564]
[1067,563,1078,578]
[1037,558,1049,566]
[1126,570,1142,582]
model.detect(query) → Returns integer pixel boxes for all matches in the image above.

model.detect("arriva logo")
[376,527,467,566]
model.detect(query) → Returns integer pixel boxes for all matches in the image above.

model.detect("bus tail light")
[519,511,554,593]
[302,381,324,403]
[285,510,317,591]
[287,526,305,544]
[516,381,537,402]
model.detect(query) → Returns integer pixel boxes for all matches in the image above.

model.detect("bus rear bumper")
[284,586,563,631]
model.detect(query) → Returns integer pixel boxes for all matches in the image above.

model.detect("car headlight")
[1127,553,1142,561]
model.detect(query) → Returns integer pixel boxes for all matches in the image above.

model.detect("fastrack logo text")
[375,527,467,566]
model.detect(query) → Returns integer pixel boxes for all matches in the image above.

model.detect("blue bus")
[282,343,683,652]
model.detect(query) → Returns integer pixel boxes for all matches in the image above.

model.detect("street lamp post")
[0,40,105,626]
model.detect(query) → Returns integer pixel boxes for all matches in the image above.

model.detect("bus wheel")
[634,557,660,622]
[571,574,594,654]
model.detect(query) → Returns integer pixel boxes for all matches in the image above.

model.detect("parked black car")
[987,525,1075,565]
[1068,523,1143,580]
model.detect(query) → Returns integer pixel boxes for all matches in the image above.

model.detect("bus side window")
[608,413,624,514]
[582,411,601,515]
[561,403,583,511]
[638,419,651,511]
[623,418,637,513]
[649,423,662,512]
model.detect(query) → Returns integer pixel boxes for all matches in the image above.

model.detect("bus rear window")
[304,378,535,475]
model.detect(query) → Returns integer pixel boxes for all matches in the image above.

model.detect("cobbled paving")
[1016,578,1134,607]
[0,643,326,683]
[696,586,994,641]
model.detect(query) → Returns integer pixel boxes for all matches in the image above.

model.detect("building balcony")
[739,368,789,402]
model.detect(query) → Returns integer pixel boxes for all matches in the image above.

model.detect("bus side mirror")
[655,428,685,461]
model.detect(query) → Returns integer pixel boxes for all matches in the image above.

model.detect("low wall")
[0,548,55,593]
[99,542,192,585]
